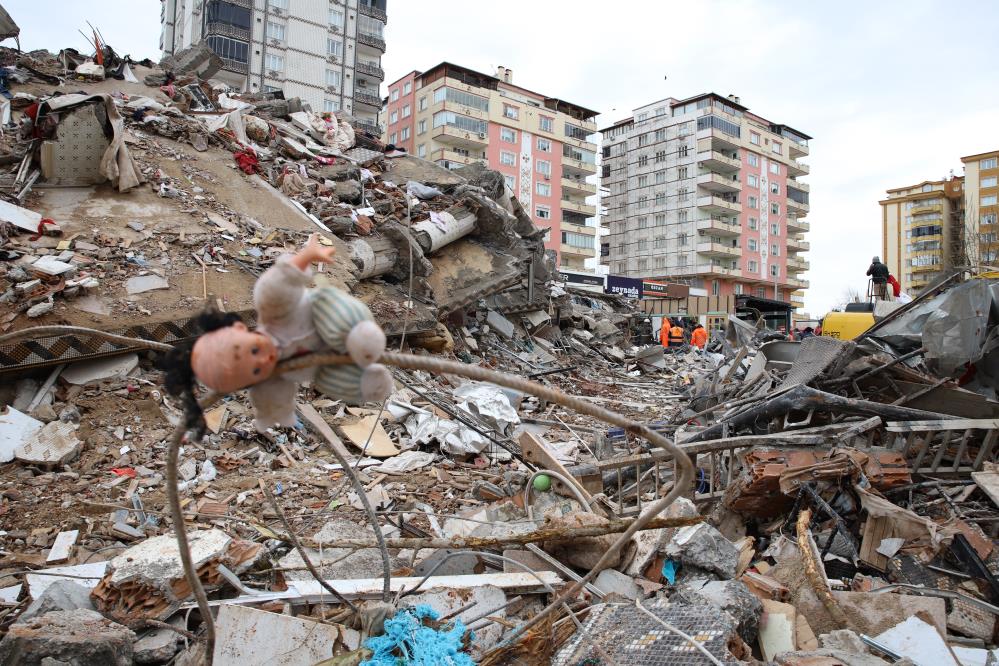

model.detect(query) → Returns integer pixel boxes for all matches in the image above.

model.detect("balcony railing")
[206,22,250,41]
[561,198,596,216]
[694,264,739,277]
[561,177,597,195]
[696,218,742,236]
[697,241,742,258]
[355,120,381,135]
[358,3,387,22]
[697,195,742,214]
[355,61,385,79]
[787,218,810,232]
[354,90,381,108]
[787,159,810,177]
[220,57,249,75]
[697,172,742,193]
[357,32,386,51]
[697,150,741,172]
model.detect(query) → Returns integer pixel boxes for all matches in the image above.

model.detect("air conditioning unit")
[477,132,486,139]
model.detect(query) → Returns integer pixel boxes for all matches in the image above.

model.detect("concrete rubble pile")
[1,32,999,666]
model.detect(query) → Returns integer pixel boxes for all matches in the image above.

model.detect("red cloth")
[233,148,259,175]
[887,275,901,297]
[29,218,57,241]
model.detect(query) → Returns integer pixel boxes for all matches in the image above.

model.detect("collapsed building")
[2,32,999,666]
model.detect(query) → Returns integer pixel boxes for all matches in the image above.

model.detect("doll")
[172,234,393,433]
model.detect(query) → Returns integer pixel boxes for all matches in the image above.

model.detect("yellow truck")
[820,302,876,340]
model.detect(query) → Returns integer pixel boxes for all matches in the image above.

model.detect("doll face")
[191,322,278,393]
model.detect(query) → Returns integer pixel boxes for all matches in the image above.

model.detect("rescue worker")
[691,323,708,350]
[659,318,671,348]
[866,256,891,301]
[668,320,685,351]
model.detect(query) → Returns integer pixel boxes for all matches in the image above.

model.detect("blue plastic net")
[361,604,476,666]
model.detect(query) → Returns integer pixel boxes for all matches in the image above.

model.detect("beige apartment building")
[384,64,600,272]
[962,150,999,266]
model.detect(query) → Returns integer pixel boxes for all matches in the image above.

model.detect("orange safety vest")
[659,323,671,346]
[691,327,708,349]
[668,326,685,346]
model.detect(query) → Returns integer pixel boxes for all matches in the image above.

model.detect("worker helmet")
[872,256,880,263]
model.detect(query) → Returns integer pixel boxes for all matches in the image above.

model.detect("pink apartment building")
[383,63,600,270]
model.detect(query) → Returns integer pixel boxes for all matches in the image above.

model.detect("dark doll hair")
[156,310,243,438]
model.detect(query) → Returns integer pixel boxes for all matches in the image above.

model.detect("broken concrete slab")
[677,578,763,644]
[0,407,43,463]
[160,41,224,79]
[91,529,263,620]
[62,353,139,385]
[594,569,642,600]
[664,522,739,579]
[278,519,403,582]
[125,274,170,295]
[0,609,135,665]
[133,623,183,664]
[24,562,108,599]
[17,580,95,624]
[213,604,353,666]
[486,310,515,339]
[14,421,82,466]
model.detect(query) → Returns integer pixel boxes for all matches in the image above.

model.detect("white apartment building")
[160,0,386,132]
[601,93,812,309]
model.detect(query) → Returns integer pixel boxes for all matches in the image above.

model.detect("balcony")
[357,32,386,52]
[696,128,741,152]
[561,198,596,217]
[694,264,740,278]
[696,218,742,237]
[788,141,809,158]
[912,263,943,273]
[220,57,249,75]
[786,257,809,273]
[787,217,810,233]
[697,172,742,194]
[353,89,381,109]
[787,179,810,193]
[911,203,943,216]
[432,125,488,148]
[788,278,810,289]
[787,159,810,177]
[431,148,486,167]
[562,156,598,178]
[786,237,810,252]
[358,3,388,22]
[355,61,385,80]
[561,243,596,258]
[562,177,597,196]
[697,241,742,258]
[697,150,741,173]
[697,195,741,215]
[356,120,381,136]
[206,21,250,41]
[786,198,810,215]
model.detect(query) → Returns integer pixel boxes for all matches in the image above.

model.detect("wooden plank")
[952,429,973,472]
[972,469,999,508]
[929,430,953,472]
[886,419,999,432]
[973,430,999,470]
[911,430,936,471]
[859,516,892,571]
[45,530,79,565]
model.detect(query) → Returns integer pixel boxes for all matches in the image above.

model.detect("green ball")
[533,474,552,492]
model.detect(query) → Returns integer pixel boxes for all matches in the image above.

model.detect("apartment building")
[962,150,999,266]
[600,93,811,310]
[880,177,964,296]
[383,63,600,270]
[160,0,387,133]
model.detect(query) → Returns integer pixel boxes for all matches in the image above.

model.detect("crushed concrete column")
[347,221,432,282]
[349,235,400,279]
[411,205,477,255]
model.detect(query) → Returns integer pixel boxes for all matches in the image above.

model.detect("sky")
[7,0,999,316]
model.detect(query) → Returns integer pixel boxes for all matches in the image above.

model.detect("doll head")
[191,321,278,393]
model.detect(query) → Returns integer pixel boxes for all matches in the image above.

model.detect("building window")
[536,182,551,197]
[562,231,592,248]
[772,142,782,155]
[735,283,744,295]
[678,166,688,179]
[748,239,758,251]
[433,86,489,111]
[270,0,287,7]
[655,236,667,249]
[982,157,998,170]
[327,38,342,57]
[770,264,779,277]
[712,280,720,296]
[679,232,688,246]
[537,138,551,152]
[500,151,516,166]
[771,243,779,256]
[983,176,998,188]
[771,222,780,235]
[748,153,759,167]
[433,111,488,135]
[747,174,758,188]
[266,21,285,41]
[678,254,688,266]
[984,195,999,206]
[402,104,411,118]
[404,82,412,95]
[655,192,666,205]
[770,181,780,194]
[984,213,998,225]
[323,99,340,113]
[655,150,667,163]
[637,195,648,208]
[418,119,426,134]
[756,287,767,298]
[638,155,648,167]
[655,170,666,184]
[400,127,410,140]
[389,132,396,143]
[536,205,551,219]
[748,196,758,209]
[265,53,284,72]
[638,175,648,187]
[209,0,251,27]
[637,239,648,250]
[325,69,341,89]
[206,36,248,64]
[637,217,648,229]
[536,160,551,176]
[749,217,758,230]
[655,257,666,268]
[418,96,427,111]
[638,259,648,270]
[678,187,689,202]
[504,174,515,190]
[656,214,666,226]
[391,89,399,102]
[329,8,345,28]
[417,144,426,158]
[748,260,758,272]
[501,127,516,142]
[678,144,689,158]
[678,210,688,222]
[750,132,760,145]
[638,133,650,147]
[539,116,553,132]
[655,128,666,141]
[504,104,519,120]
[771,202,780,215]
[770,162,780,175]
[390,110,398,124]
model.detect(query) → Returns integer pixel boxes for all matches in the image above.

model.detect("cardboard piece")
[339,414,399,458]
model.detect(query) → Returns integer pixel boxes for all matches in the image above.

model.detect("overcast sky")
[7,0,998,315]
